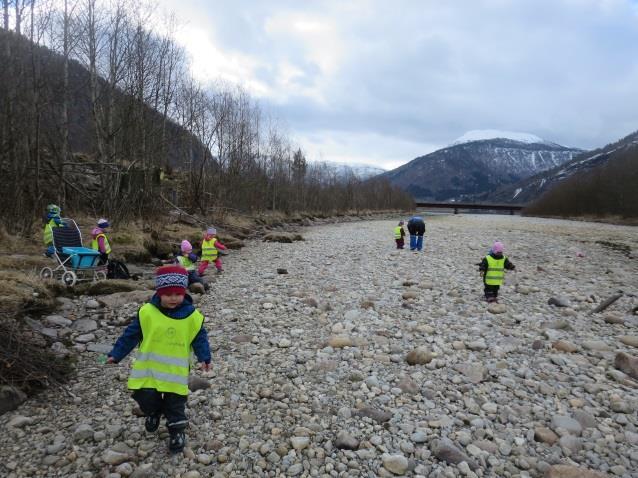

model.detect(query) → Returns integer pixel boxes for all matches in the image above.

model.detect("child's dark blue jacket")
[108,294,211,364]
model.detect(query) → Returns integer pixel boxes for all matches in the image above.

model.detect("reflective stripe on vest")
[485,255,506,286]
[91,234,112,254]
[129,369,189,385]
[127,303,204,395]
[201,238,218,261]
[177,255,195,271]
[393,226,403,239]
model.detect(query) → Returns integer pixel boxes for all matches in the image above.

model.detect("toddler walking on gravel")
[479,241,515,303]
[394,221,406,249]
[106,265,211,453]
[176,240,209,291]
[198,227,227,275]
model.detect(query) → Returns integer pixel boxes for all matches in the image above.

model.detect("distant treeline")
[0,1,412,234]
[525,149,638,219]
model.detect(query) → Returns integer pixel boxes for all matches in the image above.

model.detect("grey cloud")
[163,0,638,165]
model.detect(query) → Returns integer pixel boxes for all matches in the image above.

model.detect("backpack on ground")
[107,260,131,280]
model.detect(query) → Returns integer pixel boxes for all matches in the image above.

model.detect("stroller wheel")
[62,270,77,287]
[40,267,54,280]
[94,270,107,281]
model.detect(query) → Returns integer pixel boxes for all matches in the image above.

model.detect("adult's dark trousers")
[132,388,188,431]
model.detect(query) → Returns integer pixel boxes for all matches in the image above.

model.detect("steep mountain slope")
[483,130,638,204]
[382,134,581,201]
[0,29,208,169]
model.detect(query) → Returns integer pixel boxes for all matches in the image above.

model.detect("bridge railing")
[415,202,525,215]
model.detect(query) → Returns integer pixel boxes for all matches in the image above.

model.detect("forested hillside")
[525,146,638,220]
[0,2,412,234]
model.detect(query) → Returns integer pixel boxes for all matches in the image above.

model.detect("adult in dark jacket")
[406,216,426,251]
[479,241,515,302]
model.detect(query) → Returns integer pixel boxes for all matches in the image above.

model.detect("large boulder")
[98,290,153,309]
[615,352,638,380]
[431,438,478,470]
[0,385,27,415]
[263,232,304,243]
[545,465,609,477]
[405,347,434,365]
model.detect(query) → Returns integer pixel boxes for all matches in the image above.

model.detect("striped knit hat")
[155,265,188,296]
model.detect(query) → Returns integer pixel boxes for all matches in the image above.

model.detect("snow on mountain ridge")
[312,160,386,180]
[451,130,547,146]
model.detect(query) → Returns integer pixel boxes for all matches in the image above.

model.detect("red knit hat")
[155,265,188,296]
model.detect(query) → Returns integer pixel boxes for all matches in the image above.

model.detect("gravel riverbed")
[1,214,638,478]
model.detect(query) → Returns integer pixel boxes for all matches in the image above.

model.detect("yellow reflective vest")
[91,234,112,255]
[484,255,506,286]
[201,238,219,261]
[177,254,196,271]
[127,303,204,395]
[43,219,62,246]
[394,226,403,239]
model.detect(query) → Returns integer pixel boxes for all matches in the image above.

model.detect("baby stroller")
[39,218,107,287]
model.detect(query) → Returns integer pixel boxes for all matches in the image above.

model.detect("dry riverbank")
[1,215,637,477]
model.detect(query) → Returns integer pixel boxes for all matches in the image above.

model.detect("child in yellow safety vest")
[175,240,209,291]
[43,204,64,256]
[107,265,211,453]
[90,218,112,265]
[197,227,227,275]
[394,221,406,249]
[479,241,516,303]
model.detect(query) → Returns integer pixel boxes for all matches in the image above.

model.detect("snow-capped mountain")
[382,133,582,201]
[311,161,386,180]
[451,130,554,146]
[482,129,638,204]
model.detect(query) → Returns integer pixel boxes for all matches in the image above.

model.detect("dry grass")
[0,318,73,393]
[0,271,57,317]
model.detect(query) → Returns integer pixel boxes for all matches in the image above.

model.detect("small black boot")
[168,430,186,453]
[145,415,160,433]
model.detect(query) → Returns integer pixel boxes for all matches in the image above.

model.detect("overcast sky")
[157,0,638,169]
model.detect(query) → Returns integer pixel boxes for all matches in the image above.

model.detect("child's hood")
[150,293,196,319]
[490,252,504,259]
[91,227,104,237]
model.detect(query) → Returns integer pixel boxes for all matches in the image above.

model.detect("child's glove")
[106,356,116,364]
[200,362,211,371]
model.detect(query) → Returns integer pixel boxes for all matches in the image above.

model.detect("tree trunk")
[3,0,9,30]
[14,0,21,35]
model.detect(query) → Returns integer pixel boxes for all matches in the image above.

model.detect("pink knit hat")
[492,241,504,254]
[181,240,193,252]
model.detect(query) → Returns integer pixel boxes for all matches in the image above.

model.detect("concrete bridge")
[415,201,526,215]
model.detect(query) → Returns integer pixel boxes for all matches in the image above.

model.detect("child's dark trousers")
[395,238,404,249]
[132,388,188,431]
[484,284,500,301]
